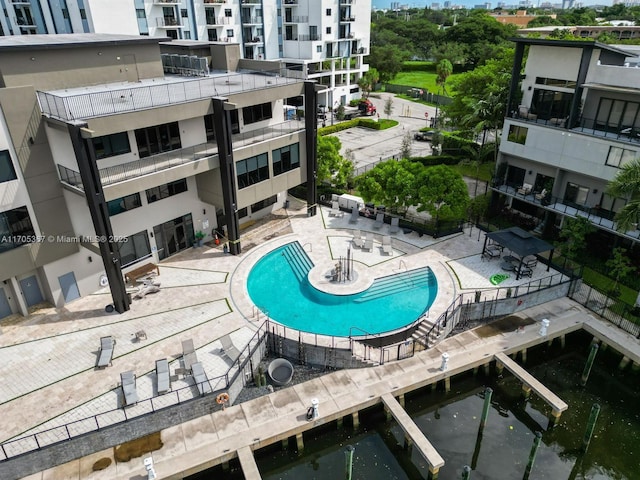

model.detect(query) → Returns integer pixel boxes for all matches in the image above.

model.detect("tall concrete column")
[212,97,241,255]
[304,81,318,217]
[68,125,130,313]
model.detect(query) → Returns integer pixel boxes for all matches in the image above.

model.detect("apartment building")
[495,38,640,247]
[0,33,316,319]
[0,0,371,112]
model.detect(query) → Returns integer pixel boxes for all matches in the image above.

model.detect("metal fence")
[382,83,452,107]
[37,71,302,122]
[0,323,270,462]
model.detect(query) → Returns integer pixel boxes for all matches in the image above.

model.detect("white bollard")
[440,352,449,371]
[539,318,550,337]
[144,457,156,480]
[311,398,319,419]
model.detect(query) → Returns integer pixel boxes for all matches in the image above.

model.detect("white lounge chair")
[220,334,245,364]
[517,183,533,195]
[382,236,393,255]
[96,336,115,368]
[373,212,384,229]
[120,370,138,406]
[329,201,343,217]
[389,217,400,234]
[191,362,212,395]
[363,233,374,252]
[156,358,171,394]
[182,338,198,371]
[352,229,364,248]
[349,208,359,224]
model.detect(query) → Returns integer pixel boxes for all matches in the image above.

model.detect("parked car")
[414,130,434,142]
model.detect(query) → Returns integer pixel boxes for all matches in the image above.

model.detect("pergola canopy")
[486,227,554,258]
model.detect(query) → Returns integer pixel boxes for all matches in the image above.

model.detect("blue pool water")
[247,242,438,337]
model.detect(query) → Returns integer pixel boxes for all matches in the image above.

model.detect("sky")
[372,0,611,8]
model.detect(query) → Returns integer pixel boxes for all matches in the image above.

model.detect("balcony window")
[606,146,638,168]
[326,8,331,15]
[227,29,234,37]
[118,230,151,267]
[0,206,35,253]
[0,150,17,183]
[237,153,269,189]
[135,122,181,158]
[507,125,528,145]
[225,9,232,17]
[251,195,277,213]
[92,132,131,160]
[273,143,299,176]
[146,178,188,204]
[564,182,590,207]
[243,102,272,125]
[595,98,640,134]
[107,193,142,216]
[531,89,572,121]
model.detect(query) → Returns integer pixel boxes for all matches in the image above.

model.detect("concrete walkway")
[0,197,625,476]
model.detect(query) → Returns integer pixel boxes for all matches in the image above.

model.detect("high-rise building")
[0,0,371,112]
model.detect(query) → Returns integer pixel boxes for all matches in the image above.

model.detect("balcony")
[340,0,355,4]
[241,0,261,4]
[297,34,321,41]
[156,17,183,28]
[57,120,305,188]
[153,0,181,4]
[10,0,31,4]
[284,0,298,4]
[37,71,303,122]
[340,16,356,22]
[204,0,227,3]
[492,182,640,242]
[245,37,263,45]
[241,16,263,24]
[283,15,309,23]
[511,110,640,147]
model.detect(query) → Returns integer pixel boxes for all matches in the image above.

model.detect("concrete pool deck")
[2,197,635,479]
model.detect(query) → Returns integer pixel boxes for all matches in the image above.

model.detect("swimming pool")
[247,242,438,337]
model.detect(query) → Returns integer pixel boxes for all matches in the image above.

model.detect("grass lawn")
[389,67,463,94]
[453,162,495,182]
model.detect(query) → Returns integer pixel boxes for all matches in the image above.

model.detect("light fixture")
[203,209,206,215]
[149,231,154,238]
[528,170,533,175]
[88,256,93,263]
[593,189,598,194]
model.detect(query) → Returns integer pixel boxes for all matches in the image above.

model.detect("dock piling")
[344,445,355,480]
[523,431,542,479]
[582,403,601,453]
[580,343,599,386]
[461,465,471,479]
[480,387,493,430]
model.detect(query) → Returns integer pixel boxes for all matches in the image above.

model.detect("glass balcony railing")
[58,120,305,188]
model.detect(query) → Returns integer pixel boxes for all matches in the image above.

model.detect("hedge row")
[318,118,398,136]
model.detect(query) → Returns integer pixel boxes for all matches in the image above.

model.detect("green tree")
[436,59,453,96]
[606,247,634,296]
[414,164,470,222]
[317,136,353,188]
[400,131,412,159]
[356,159,421,213]
[384,96,394,118]
[527,16,563,28]
[558,216,595,260]
[357,68,380,98]
[368,44,408,83]
[607,158,640,232]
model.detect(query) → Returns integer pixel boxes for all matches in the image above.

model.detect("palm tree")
[607,158,640,232]
[436,59,453,96]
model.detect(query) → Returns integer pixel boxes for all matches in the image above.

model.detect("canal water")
[186,331,639,479]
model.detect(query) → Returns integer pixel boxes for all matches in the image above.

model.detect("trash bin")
[284,200,290,209]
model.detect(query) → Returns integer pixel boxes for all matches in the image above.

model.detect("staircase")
[354,267,435,303]
[280,242,313,282]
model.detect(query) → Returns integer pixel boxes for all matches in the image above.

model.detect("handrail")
[0,321,270,461]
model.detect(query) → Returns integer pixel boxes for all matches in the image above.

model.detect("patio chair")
[517,183,533,195]
[382,235,393,255]
[373,212,384,229]
[220,334,245,364]
[534,189,547,201]
[363,232,374,252]
[348,208,359,224]
[524,256,538,269]
[96,336,115,368]
[156,358,171,394]
[120,370,139,406]
[481,245,501,261]
[352,230,364,248]
[516,265,533,279]
[389,217,400,234]
[182,338,198,371]
[191,362,212,396]
[329,201,343,217]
